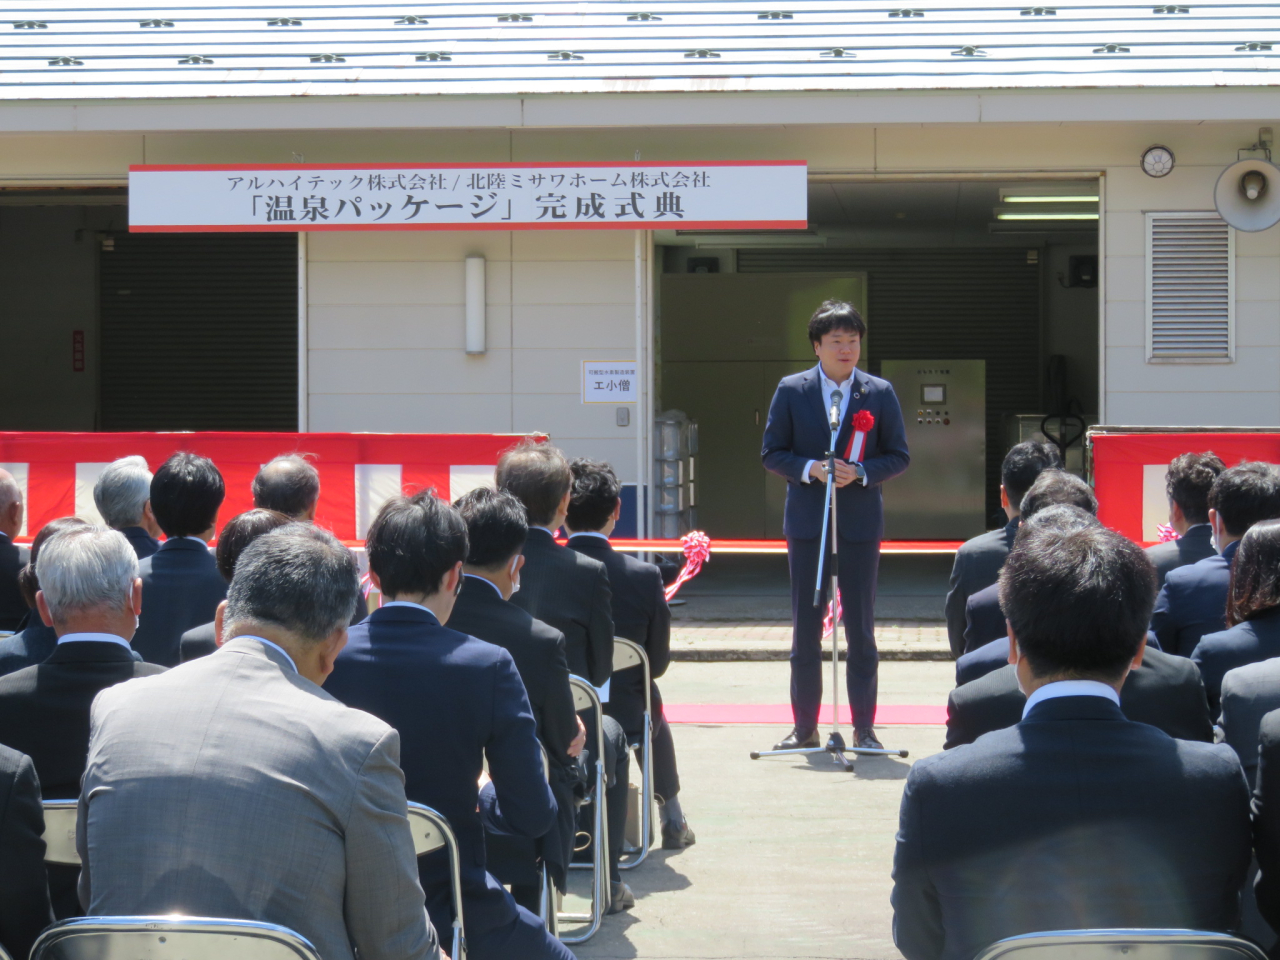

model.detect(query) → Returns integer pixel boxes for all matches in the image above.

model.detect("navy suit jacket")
[120,526,160,560]
[962,582,1005,653]
[325,605,555,932]
[1146,524,1215,588]
[0,621,57,678]
[944,519,1019,658]
[893,695,1251,960]
[0,744,52,960]
[761,366,910,542]
[1192,606,1280,716]
[1150,539,1238,657]
[957,634,1162,687]
[133,538,227,667]
[0,533,29,633]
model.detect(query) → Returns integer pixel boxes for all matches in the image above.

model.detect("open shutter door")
[1146,212,1234,362]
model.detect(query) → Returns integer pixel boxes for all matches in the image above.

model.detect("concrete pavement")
[670,621,951,662]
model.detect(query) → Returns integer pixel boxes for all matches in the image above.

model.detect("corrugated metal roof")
[1,1,1277,99]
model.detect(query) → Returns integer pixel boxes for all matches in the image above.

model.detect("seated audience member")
[448,487,585,913]
[0,518,91,677]
[944,441,1061,657]
[1250,707,1280,932]
[0,525,165,917]
[77,525,440,960]
[0,743,52,960]
[1152,461,1280,657]
[252,454,321,521]
[1147,452,1225,587]
[92,455,163,560]
[325,491,572,960]
[1221,659,1280,788]
[132,452,228,666]
[179,508,291,663]
[893,523,1251,960]
[961,469,1100,656]
[0,468,28,633]
[1193,519,1280,715]
[946,505,1212,749]
[497,439,614,687]
[565,457,695,850]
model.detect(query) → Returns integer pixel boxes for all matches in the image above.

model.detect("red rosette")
[852,409,876,433]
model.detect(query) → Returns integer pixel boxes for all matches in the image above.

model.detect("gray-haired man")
[77,524,441,960]
[92,456,163,560]
[0,469,28,632]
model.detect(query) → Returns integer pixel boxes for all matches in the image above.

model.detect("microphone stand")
[752,392,909,771]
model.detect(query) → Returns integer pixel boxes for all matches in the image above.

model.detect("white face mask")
[509,556,521,595]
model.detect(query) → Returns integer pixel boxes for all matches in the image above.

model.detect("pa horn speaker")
[1215,158,1280,232]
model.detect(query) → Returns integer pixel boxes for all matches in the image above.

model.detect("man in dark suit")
[92,455,163,560]
[893,519,1251,960]
[1146,452,1224,587]
[252,454,321,521]
[761,300,910,751]
[1222,659,1280,787]
[0,743,52,960]
[962,469,1099,653]
[565,457,695,850]
[498,439,614,687]
[132,453,227,667]
[0,525,165,917]
[1251,706,1280,936]
[944,441,1060,658]
[0,468,29,633]
[326,491,574,960]
[447,487,589,913]
[0,517,91,677]
[1152,461,1280,657]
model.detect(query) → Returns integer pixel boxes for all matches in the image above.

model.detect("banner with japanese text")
[128,160,808,232]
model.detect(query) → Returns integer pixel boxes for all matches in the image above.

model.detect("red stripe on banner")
[664,704,946,725]
[129,220,810,234]
[26,461,75,536]
[130,160,809,172]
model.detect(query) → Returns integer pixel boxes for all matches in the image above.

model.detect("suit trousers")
[787,534,880,734]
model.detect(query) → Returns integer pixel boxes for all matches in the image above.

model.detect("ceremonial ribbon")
[843,409,875,463]
[664,530,711,602]
[821,589,843,639]
[1156,523,1179,543]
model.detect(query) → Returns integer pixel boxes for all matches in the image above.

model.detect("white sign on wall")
[583,362,637,404]
[128,161,808,233]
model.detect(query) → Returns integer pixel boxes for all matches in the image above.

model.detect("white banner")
[128,161,808,232]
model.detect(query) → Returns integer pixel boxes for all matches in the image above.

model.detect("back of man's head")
[1209,462,1280,538]
[1166,452,1225,525]
[0,468,22,539]
[252,454,321,520]
[455,487,527,569]
[495,440,572,529]
[1002,441,1063,508]
[1014,502,1101,544]
[367,490,469,597]
[94,456,153,530]
[999,524,1156,683]
[35,525,138,625]
[224,524,359,645]
[215,508,293,582]
[150,452,225,538]
[1020,469,1098,520]
[566,458,621,533]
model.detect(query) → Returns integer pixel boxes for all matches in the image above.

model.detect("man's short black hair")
[1002,441,1063,507]
[1209,462,1280,537]
[999,524,1157,682]
[567,458,621,533]
[1013,502,1100,546]
[215,508,292,582]
[1020,469,1097,519]
[454,487,527,569]
[807,300,867,346]
[366,490,468,598]
[150,452,225,538]
[1165,452,1225,526]
[495,439,572,528]
[252,454,321,519]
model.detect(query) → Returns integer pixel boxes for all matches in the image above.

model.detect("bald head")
[0,469,23,540]
[252,455,321,521]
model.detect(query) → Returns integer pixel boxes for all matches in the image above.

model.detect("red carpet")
[664,704,946,725]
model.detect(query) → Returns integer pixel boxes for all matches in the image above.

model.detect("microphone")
[828,390,842,430]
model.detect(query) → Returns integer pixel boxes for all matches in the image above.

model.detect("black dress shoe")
[773,728,820,751]
[661,818,696,850]
[855,728,884,750]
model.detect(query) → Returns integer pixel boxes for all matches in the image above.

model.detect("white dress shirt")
[568,530,609,542]
[1021,678,1120,720]
[57,631,133,651]
[462,573,504,599]
[232,634,299,673]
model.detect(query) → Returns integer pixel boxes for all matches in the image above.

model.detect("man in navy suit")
[1145,452,1224,587]
[325,490,573,960]
[761,300,910,750]
[893,517,1251,960]
[1151,461,1280,657]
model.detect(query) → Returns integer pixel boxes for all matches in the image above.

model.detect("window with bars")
[1146,212,1234,362]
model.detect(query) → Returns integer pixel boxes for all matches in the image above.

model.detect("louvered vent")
[1147,212,1234,361]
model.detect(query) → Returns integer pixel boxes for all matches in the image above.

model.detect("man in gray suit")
[77,524,440,960]
[1221,658,1280,788]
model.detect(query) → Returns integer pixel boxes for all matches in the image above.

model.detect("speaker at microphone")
[1215,158,1280,232]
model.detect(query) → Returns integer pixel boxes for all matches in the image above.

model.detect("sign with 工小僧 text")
[583,361,638,403]
[127,161,808,233]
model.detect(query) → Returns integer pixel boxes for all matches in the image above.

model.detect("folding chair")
[559,675,609,944]
[405,802,466,960]
[612,637,653,870]
[41,800,80,865]
[974,929,1268,960]
[30,916,322,960]
[536,744,558,937]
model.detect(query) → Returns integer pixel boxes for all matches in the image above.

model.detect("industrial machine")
[880,359,986,539]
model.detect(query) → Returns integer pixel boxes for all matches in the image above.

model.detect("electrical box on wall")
[1064,255,1098,288]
